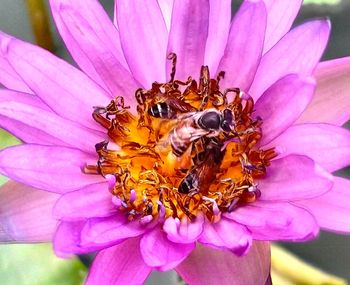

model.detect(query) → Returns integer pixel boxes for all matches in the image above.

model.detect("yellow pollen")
[85,53,276,223]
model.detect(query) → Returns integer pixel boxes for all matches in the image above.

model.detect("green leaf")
[303,0,341,5]
[0,243,87,285]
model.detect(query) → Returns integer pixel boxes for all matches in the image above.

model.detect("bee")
[178,139,224,194]
[148,97,195,119]
[170,108,234,157]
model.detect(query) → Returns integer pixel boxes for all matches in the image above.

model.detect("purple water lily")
[0,0,350,284]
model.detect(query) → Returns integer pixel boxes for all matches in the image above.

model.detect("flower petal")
[116,0,168,87]
[0,181,58,243]
[250,19,331,99]
[140,228,195,271]
[259,155,333,201]
[265,123,350,172]
[85,238,151,285]
[0,144,104,193]
[166,0,209,81]
[255,74,315,145]
[1,36,111,130]
[0,32,33,94]
[163,214,203,244]
[0,95,104,153]
[204,0,231,74]
[262,0,303,53]
[53,182,116,221]
[176,242,271,285]
[198,218,252,255]
[80,214,146,247]
[297,177,350,234]
[158,0,174,31]
[298,57,350,126]
[226,201,319,241]
[218,0,267,91]
[50,0,139,104]
[53,221,109,256]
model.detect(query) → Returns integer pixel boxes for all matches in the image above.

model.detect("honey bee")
[169,108,234,157]
[178,139,224,194]
[147,97,195,119]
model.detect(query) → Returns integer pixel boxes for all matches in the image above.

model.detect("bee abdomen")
[148,102,171,118]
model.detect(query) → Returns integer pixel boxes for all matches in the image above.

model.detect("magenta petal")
[255,74,315,145]
[218,0,267,91]
[116,0,168,87]
[0,32,33,94]
[262,0,302,53]
[163,214,203,244]
[298,57,350,126]
[0,144,104,193]
[265,123,350,172]
[140,228,195,271]
[53,221,112,257]
[2,37,111,130]
[0,181,58,243]
[50,0,140,104]
[259,155,333,201]
[198,217,252,255]
[176,242,271,285]
[226,201,319,241]
[204,0,231,74]
[0,95,104,153]
[158,0,174,31]
[297,177,350,234]
[250,19,331,99]
[86,238,151,285]
[166,0,209,81]
[80,214,146,247]
[53,182,116,221]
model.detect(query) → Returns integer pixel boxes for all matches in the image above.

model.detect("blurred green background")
[0,0,350,284]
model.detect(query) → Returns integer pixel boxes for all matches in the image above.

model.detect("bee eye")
[198,111,221,129]
[221,121,231,132]
[223,109,233,123]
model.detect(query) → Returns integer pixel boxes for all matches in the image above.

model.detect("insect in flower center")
[85,53,276,223]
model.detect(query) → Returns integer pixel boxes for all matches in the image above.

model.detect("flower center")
[85,53,276,223]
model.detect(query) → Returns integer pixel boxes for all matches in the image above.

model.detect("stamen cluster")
[85,54,276,222]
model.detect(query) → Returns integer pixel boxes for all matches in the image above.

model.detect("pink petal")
[50,0,139,104]
[297,177,350,234]
[204,0,231,74]
[166,0,209,81]
[298,57,350,126]
[140,228,195,271]
[217,0,267,91]
[53,182,116,221]
[0,181,58,243]
[0,95,104,153]
[158,0,174,31]
[1,36,111,131]
[80,214,146,247]
[265,123,350,173]
[0,32,33,94]
[198,218,252,255]
[0,144,104,193]
[116,0,168,87]
[176,242,271,285]
[262,0,303,53]
[163,214,203,244]
[53,221,111,257]
[255,74,315,145]
[86,238,151,285]
[226,201,319,241]
[250,19,331,99]
[259,155,333,201]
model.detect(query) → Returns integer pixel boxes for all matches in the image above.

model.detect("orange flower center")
[85,54,276,223]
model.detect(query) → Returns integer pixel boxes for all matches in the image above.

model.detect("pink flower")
[0,0,350,284]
